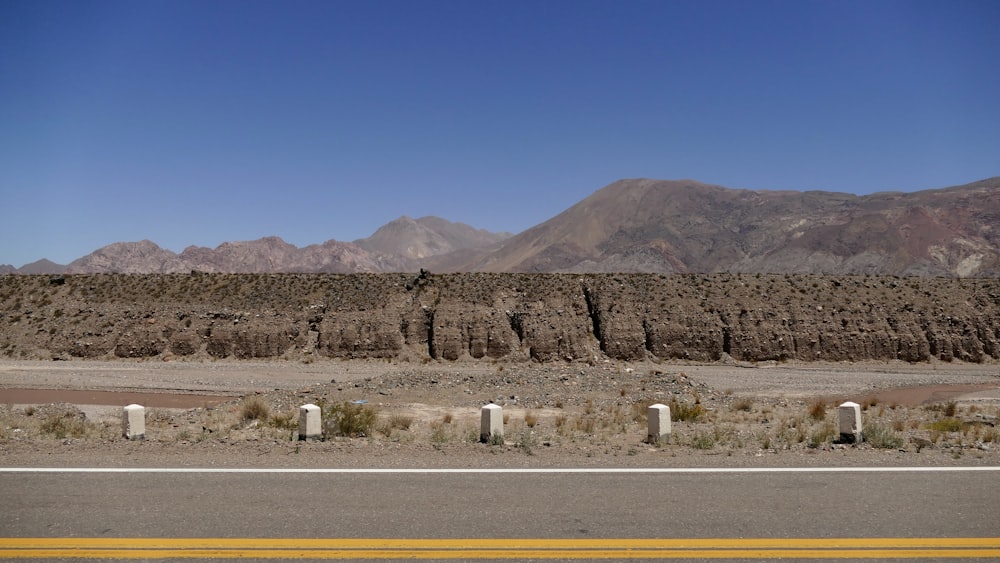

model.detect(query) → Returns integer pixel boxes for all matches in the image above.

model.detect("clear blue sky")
[1,0,997,267]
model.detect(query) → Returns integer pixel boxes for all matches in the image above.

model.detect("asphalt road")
[2,468,999,560]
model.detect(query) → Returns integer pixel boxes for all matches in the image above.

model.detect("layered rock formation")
[2,273,998,364]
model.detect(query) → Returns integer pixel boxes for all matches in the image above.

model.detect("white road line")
[0,466,998,474]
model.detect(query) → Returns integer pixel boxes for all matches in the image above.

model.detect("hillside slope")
[471,177,1000,276]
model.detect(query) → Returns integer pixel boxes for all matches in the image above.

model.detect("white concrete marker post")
[480,404,503,443]
[299,404,322,441]
[838,401,863,444]
[122,404,145,441]
[647,403,671,444]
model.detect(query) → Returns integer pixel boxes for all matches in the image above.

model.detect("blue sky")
[1,0,998,267]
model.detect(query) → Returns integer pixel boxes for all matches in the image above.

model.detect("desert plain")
[2,357,998,469]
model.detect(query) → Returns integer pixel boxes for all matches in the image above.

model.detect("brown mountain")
[176,237,392,273]
[468,177,1000,276]
[355,216,511,262]
[62,217,508,274]
[67,241,186,274]
[12,259,67,274]
[16,178,1000,276]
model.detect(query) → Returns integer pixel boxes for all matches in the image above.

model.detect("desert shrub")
[573,415,596,434]
[554,414,567,430]
[323,401,378,438]
[40,412,91,439]
[515,430,536,455]
[808,422,836,448]
[268,410,297,430]
[524,410,538,428]
[629,400,656,423]
[670,398,705,422]
[731,397,754,412]
[925,418,964,433]
[380,413,413,436]
[807,400,826,421]
[982,427,998,443]
[943,401,958,417]
[864,422,903,449]
[240,396,271,422]
[689,431,715,450]
[430,421,450,445]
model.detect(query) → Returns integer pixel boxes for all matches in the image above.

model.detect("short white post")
[122,404,145,441]
[838,401,863,443]
[480,404,503,443]
[299,404,322,441]
[647,403,671,444]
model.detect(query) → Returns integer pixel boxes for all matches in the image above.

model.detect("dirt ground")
[1,358,999,468]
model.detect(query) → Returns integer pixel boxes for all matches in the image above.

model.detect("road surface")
[2,467,998,560]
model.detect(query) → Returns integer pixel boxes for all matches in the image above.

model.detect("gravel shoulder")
[2,358,999,468]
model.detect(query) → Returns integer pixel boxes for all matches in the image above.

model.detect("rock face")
[1,273,998,364]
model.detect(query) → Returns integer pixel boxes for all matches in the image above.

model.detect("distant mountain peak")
[355,215,511,262]
[472,177,1000,276]
[14,258,67,275]
[9,178,999,276]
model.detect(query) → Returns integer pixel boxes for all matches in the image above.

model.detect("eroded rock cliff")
[1,273,997,363]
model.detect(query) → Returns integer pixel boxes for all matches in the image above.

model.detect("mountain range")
[3,177,999,277]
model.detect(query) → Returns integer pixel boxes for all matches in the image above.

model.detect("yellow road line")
[1,538,998,559]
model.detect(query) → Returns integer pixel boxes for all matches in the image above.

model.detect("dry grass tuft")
[240,396,271,422]
[731,397,754,412]
[322,401,379,438]
[39,412,93,439]
[807,399,826,421]
[669,398,705,422]
[524,410,538,428]
[864,422,903,449]
[925,418,963,433]
[386,413,413,431]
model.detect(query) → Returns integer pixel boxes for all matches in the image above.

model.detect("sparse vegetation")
[670,398,705,422]
[807,400,826,421]
[524,410,538,428]
[268,410,298,430]
[925,418,964,433]
[240,396,271,422]
[515,430,536,455]
[322,401,379,438]
[689,431,715,450]
[39,411,93,439]
[864,422,904,449]
[731,397,754,412]
[380,413,414,437]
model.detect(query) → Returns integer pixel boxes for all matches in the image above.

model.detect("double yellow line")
[2,537,999,559]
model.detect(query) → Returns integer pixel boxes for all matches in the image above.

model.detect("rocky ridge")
[1,273,998,364]
[23,216,512,275]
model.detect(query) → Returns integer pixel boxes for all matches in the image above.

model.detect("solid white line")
[0,466,998,474]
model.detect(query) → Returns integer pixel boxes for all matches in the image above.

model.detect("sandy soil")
[1,358,999,468]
